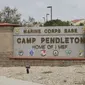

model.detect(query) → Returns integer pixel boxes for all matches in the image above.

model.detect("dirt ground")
[0,65,85,85]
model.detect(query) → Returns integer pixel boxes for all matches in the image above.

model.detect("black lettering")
[39,30,41,33]
[23,29,41,33]
[27,38,31,43]
[80,37,85,43]
[44,29,47,33]
[61,38,64,43]
[44,29,61,33]
[32,45,45,49]
[65,37,69,43]
[52,29,55,33]
[58,45,64,49]
[64,29,67,33]
[48,29,51,33]
[41,38,45,43]
[23,30,27,33]
[50,38,55,43]
[22,38,26,44]
[34,45,39,49]
[17,38,21,44]
[47,45,53,49]
[75,37,80,43]
[68,29,70,32]
[75,29,77,33]
[71,29,74,33]
[58,45,67,49]
[40,37,85,44]
[56,38,60,43]
[46,38,49,43]
[55,29,57,33]
[32,38,36,43]
[58,29,61,33]
[64,29,77,33]
[70,37,74,43]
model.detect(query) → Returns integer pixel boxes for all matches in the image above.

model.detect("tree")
[0,6,21,24]
[28,16,35,23]
[21,19,27,26]
[44,19,70,26]
[79,23,84,26]
[21,17,36,27]
[0,12,2,22]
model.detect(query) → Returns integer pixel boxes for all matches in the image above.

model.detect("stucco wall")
[0,27,13,52]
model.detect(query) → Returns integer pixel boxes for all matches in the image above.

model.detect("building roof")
[71,19,85,23]
[0,23,20,27]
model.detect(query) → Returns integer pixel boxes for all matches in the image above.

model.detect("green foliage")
[28,16,35,23]
[44,19,70,26]
[33,22,37,25]
[79,23,84,26]
[39,24,43,27]
[0,6,21,24]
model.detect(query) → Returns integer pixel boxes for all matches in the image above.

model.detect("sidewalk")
[0,76,43,85]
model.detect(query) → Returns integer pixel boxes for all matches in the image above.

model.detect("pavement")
[0,76,44,85]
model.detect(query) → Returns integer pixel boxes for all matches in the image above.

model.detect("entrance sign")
[13,26,85,58]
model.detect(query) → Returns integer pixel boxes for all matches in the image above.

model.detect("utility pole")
[47,6,52,21]
[42,17,45,22]
[46,13,49,21]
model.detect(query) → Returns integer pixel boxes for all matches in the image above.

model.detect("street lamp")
[46,13,49,21]
[47,6,52,20]
[42,17,45,22]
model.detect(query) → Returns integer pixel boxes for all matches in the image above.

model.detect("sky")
[0,0,85,22]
